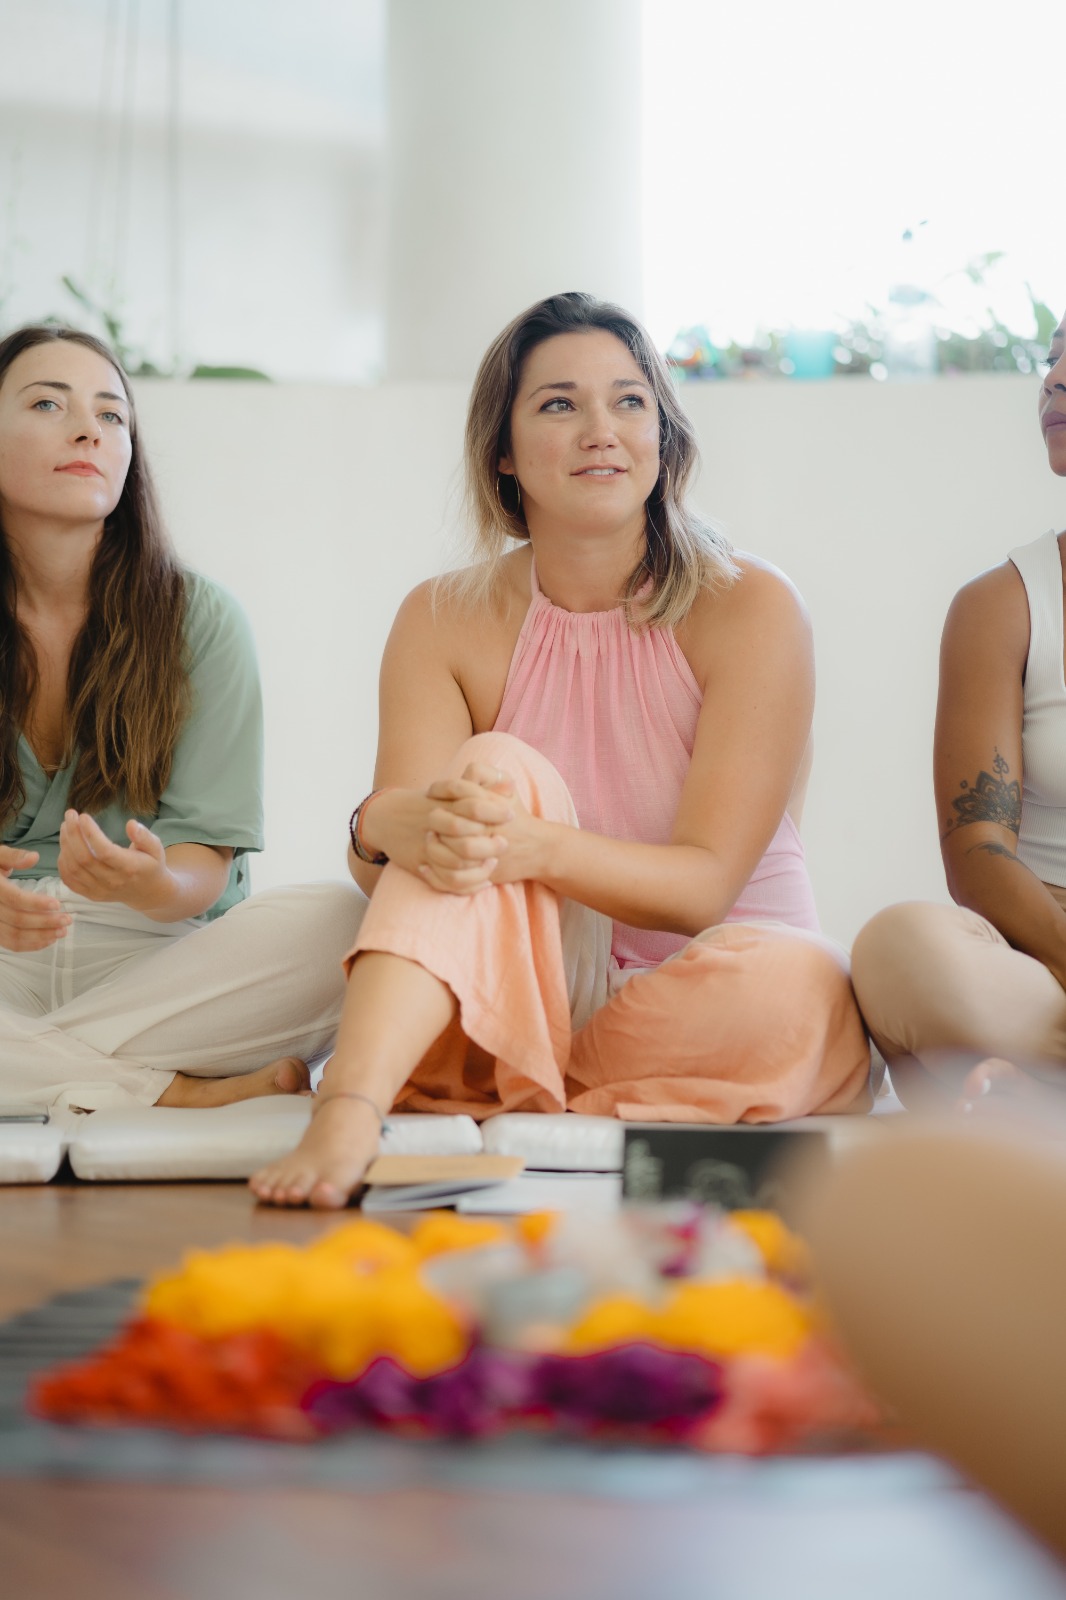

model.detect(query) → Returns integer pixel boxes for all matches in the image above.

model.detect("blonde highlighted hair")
[456,291,737,627]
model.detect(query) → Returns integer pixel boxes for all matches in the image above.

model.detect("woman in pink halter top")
[254,293,870,1209]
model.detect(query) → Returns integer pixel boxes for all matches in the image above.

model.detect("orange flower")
[564,1295,661,1353]
[657,1280,812,1360]
[143,1244,310,1339]
[410,1212,511,1259]
[307,1219,419,1274]
[516,1211,558,1251]
[565,1279,811,1361]
[140,1229,470,1380]
[729,1210,813,1282]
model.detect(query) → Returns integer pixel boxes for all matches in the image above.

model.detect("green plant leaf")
[1027,286,1058,346]
[190,364,271,381]
[60,274,94,311]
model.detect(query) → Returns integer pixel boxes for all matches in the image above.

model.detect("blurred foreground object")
[803,1124,1066,1557]
[32,1206,881,1455]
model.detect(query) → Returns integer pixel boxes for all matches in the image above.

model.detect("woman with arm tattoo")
[851,312,1066,1106]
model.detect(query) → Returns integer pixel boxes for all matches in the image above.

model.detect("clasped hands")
[0,811,170,952]
[378,762,548,896]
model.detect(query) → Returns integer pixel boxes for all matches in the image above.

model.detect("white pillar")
[386,0,643,380]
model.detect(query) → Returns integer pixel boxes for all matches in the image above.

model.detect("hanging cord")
[166,0,183,372]
[85,0,120,294]
[112,0,141,313]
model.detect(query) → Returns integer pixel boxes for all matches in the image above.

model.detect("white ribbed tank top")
[1009,527,1066,885]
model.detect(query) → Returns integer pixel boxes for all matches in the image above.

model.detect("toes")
[309,1180,349,1210]
[250,1162,314,1206]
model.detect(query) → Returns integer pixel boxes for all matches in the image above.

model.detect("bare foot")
[157,1056,310,1108]
[959,1057,1066,1122]
[249,1096,382,1208]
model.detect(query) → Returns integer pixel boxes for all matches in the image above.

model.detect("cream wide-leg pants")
[0,877,367,1112]
[852,895,1066,1076]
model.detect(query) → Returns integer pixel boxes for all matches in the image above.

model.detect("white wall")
[133,373,1064,946]
[386,0,642,379]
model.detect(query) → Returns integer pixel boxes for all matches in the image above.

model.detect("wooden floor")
[3,1179,1065,1600]
[0,1179,351,1321]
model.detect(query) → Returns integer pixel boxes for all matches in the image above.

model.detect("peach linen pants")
[346,734,872,1123]
[852,895,1066,1073]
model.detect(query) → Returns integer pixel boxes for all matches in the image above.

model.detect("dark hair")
[460,291,737,625]
[0,325,188,822]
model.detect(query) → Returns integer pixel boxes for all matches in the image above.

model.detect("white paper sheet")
[456,1171,622,1214]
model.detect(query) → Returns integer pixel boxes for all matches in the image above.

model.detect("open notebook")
[360,1154,526,1212]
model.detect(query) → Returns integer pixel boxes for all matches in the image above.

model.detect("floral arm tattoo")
[941,748,1022,842]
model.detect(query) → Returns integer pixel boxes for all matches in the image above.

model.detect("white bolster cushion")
[481,1113,625,1172]
[0,1112,74,1184]
[480,1111,884,1173]
[67,1099,482,1181]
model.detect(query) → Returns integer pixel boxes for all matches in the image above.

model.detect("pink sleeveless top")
[494,562,819,969]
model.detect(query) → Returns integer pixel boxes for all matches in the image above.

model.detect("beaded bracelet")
[348,789,391,866]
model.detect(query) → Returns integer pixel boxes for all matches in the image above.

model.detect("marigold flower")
[307,1219,419,1273]
[142,1238,467,1378]
[563,1294,661,1352]
[354,1266,469,1378]
[729,1210,812,1282]
[143,1244,310,1339]
[657,1279,812,1360]
[410,1212,511,1259]
[515,1211,558,1251]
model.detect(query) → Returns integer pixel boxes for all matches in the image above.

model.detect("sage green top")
[4,572,264,921]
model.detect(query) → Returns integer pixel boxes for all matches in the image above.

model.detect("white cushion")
[0,1111,75,1184]
[67,1099,481,1181]
[481,1113,626,1171]
[383,1112,482,1157]
[481,1110,884,1173]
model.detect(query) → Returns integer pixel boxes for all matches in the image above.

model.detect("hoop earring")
[658,462,670,500]
[496,474,522,518]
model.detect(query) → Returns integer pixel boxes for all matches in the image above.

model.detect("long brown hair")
[458,291,738,627]
[0,325,189,823]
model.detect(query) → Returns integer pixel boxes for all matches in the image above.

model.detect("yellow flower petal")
[410,1212,510,1259]
[307,1219,418,1273]
[564,1295,661,1353]
[730,1210,812,1281]
[657,1279,812,1360]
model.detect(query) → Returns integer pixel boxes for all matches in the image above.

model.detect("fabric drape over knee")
[348,736,870,1123]
[567,922,871,1122]
[346,734,580,1118]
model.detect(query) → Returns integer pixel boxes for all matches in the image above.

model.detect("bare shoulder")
[381,579,448,666]
[723,551,808,619]
[675,552,811,692]
[942,561,1029,665]
[396,551,530,632]
[681,551,810,647]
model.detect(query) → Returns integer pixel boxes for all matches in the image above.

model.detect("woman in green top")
[0,325,362,1111]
